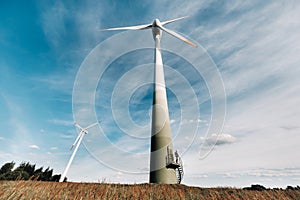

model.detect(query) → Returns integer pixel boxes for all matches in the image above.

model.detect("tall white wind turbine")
[59,122,99,182]
[104,16,196,184]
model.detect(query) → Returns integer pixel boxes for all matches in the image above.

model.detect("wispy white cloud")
[39,1,68,49]
[197,174,208,178]
[170,119,176,124]
[202,133,237,146]
[38,1,105,60]
[59,134,75,139]
[48,119,74,126]
[29,145,40,150]
[30,66,77,97]
[150,0,207,21]
[222,173,237,178]
[0,152,13,159]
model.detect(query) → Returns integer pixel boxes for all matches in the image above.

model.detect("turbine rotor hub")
[152,19,162,39]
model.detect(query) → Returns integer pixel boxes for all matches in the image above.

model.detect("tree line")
[0,161,66,182]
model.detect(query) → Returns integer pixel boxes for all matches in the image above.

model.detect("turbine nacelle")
[153,19,161,27]
[152,19,162,40]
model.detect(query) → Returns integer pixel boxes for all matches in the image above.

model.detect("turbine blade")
[102,24,152,31]
[74,122,83,130]
[84,121,100,130]
[70,132,83,150]
[161,16,189,26]
[158,25,197,47]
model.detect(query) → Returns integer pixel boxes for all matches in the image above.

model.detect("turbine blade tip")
[190,42,198,47]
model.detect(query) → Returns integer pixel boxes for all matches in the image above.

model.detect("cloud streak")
[29,145,40,150]
[202,133,237,146]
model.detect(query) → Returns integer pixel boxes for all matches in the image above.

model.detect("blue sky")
[1,0,300,188]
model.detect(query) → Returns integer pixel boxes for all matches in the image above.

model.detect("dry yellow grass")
[0,181,299,200]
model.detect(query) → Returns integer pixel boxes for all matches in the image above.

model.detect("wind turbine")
[59,121,99,182]
[104,16,196,184]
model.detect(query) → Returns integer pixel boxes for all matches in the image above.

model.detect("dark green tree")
[15,162,36,178]
[10,170,30,180]
[0,161,64,182]
[50,174,61,182]
[33,166,43,180]
[0,161,15,174]
[40,167,53,181]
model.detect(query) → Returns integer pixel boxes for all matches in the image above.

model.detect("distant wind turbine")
[104,16,196,184]
[59,121,100,182]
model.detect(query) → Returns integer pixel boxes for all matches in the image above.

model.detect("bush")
[243,184,267,191]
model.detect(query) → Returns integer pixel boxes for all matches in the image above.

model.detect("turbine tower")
[104,16,196,184]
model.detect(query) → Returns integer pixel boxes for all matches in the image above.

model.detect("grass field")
[0,181,299,200]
